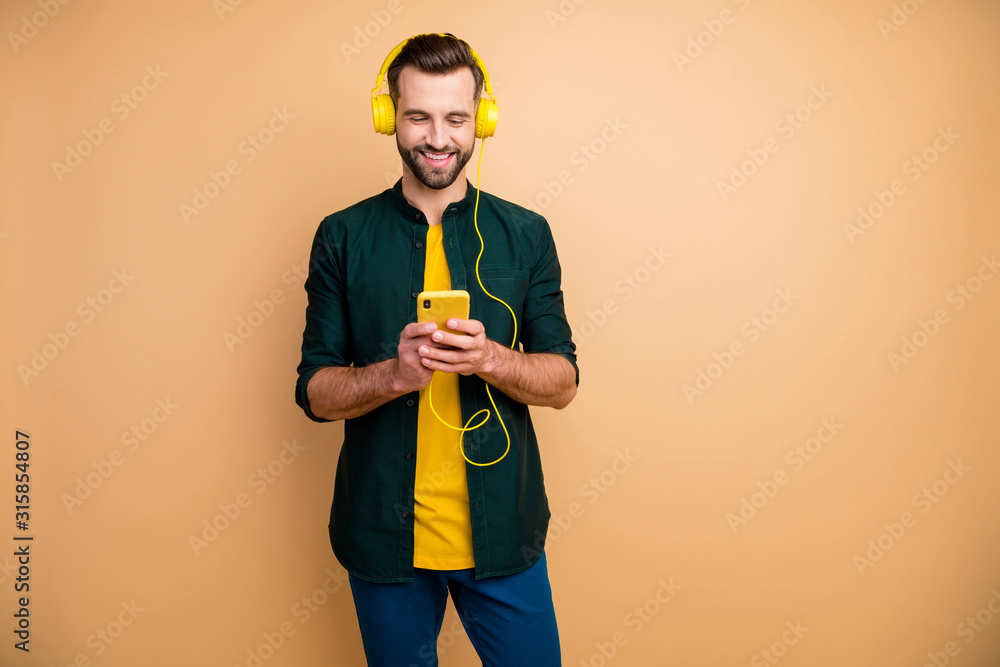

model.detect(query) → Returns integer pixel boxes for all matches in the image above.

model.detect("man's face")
[394,66,478,191]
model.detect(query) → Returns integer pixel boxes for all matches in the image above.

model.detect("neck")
[400,168,468,226]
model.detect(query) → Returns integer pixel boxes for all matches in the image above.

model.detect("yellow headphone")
[370,33,499,139]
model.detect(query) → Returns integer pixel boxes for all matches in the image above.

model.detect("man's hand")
[416,318,497,376]
[395,321,449,391]
[306,321,448,421]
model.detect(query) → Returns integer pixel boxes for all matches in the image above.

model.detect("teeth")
[423,152,452,160]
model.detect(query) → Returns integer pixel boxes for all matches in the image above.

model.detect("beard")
[396,136,474,190]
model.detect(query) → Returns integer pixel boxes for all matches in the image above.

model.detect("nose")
[426,119,449,149]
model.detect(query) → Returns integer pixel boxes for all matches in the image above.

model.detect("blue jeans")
[347,552,561,667]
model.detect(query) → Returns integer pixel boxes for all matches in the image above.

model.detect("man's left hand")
[417,318,499,376]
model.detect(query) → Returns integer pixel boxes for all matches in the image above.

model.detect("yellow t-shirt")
[413,223,475,569]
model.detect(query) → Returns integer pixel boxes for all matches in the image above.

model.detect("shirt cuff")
[296,367,333,423]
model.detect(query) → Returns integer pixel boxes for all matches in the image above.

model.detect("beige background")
[2,0,999,665]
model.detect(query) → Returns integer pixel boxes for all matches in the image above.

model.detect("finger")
[401,321,438,339]
[419,343,471,364]
[420,355,468,373]
[403,336,449,356]
[443,318,485,336]
[430,330,474,349]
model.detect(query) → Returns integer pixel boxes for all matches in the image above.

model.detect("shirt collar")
[390,179,477,222]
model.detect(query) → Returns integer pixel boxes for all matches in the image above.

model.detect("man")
[295,33,578,666]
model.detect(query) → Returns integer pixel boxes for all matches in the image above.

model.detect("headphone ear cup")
[475,98,498,139]
[372,94,396,136]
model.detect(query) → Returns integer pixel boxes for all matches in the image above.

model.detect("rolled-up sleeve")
[295,218,351,422]
[520,218,579,386]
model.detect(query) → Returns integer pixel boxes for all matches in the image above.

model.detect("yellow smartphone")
[417,290,470,336]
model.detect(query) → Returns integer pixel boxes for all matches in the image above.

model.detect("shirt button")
[415,241,423,249]
[404,452,413,460]
[411,292,418,299]
[401,511,412,519]
[406,399,414,407]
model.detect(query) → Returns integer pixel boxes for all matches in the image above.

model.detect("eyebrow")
[401,108,473,118]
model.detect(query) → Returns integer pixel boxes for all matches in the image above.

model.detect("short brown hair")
[386,33,485,106]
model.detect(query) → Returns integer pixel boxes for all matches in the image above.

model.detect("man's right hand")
[307,321,455,421]
[394,321,444,393]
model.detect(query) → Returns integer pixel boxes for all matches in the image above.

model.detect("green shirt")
[295,180,579,582]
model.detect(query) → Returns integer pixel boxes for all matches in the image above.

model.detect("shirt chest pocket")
[466,268,528,348]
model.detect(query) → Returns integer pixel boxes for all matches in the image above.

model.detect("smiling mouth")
[420,150,455,164]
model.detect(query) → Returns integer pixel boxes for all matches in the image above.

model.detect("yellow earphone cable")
[426,137,518,467]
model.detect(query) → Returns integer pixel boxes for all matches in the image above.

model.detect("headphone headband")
[370,33,498,138]
[370,33,496,102]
